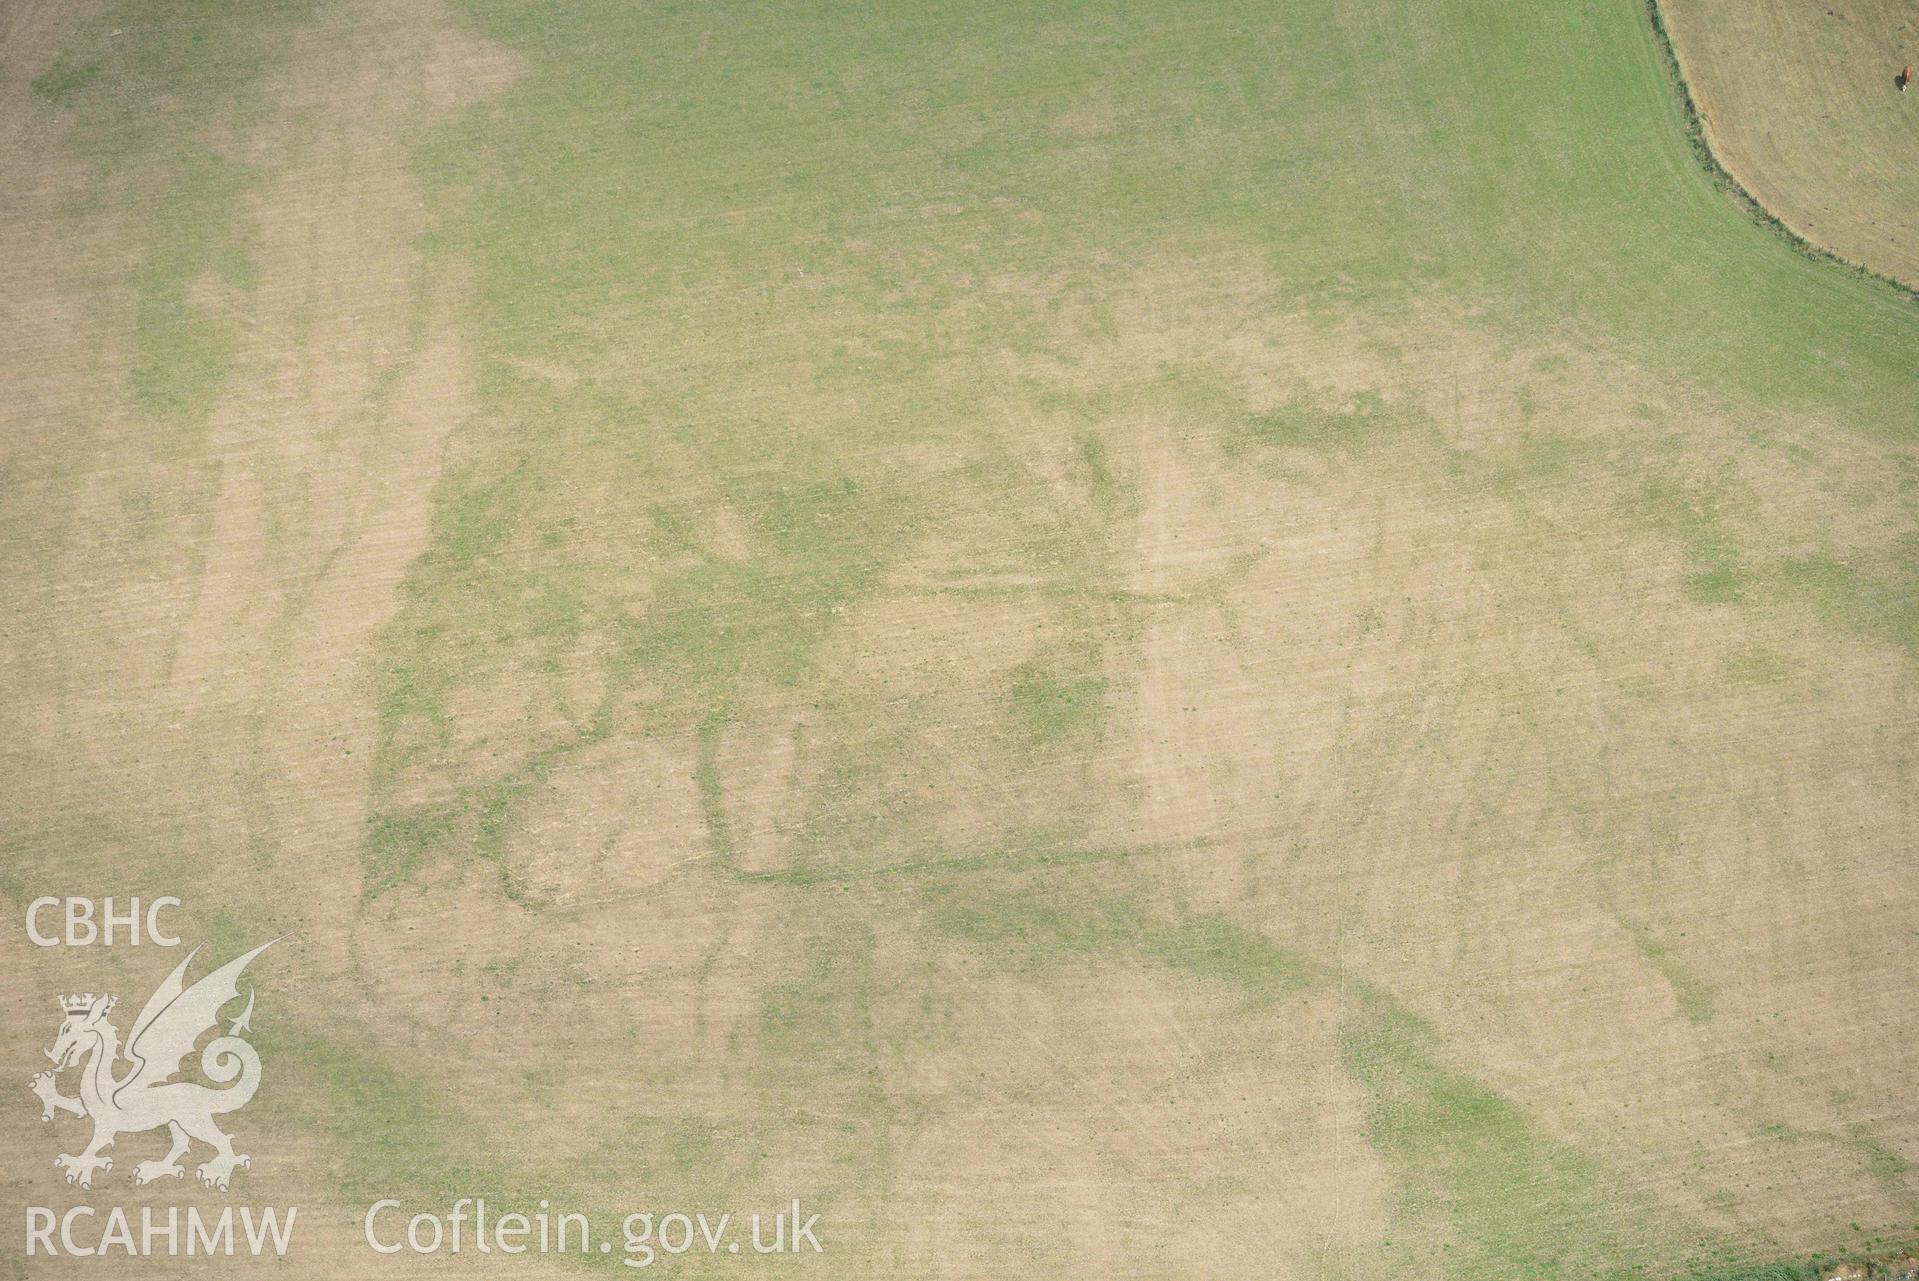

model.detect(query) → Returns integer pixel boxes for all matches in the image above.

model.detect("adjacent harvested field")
[1,0,1915,1278]
[1663,0,1919,288]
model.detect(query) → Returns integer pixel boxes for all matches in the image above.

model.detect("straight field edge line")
[1644,0,1919,305]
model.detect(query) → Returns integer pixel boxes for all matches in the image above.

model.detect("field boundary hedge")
[1644,0,1919,304]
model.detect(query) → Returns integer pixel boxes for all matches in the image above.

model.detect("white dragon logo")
[28,940,276,1192]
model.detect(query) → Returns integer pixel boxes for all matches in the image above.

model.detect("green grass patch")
[1776,552,1919,663]
[1622,919,1716,1024]
[30,56,101,105]
[1237,389,1414,454]
[1342,992,1660,1281]
[1007,661,1107,745]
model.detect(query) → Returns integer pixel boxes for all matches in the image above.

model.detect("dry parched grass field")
[0,0,1915,1278]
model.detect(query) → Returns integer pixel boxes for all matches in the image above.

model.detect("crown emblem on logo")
[59,993,106,1015]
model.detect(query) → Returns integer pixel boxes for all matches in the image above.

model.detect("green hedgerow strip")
[1643,0,1919,305]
